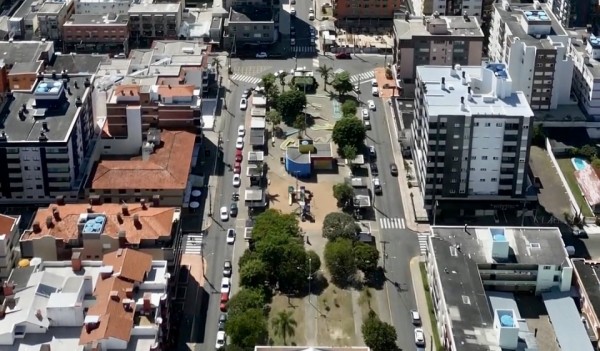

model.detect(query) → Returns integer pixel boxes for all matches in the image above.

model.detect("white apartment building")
[74,0,130,15]
[425,226,588,351]
[488,0,573,110]
[9,0,73,40]
[412,63,535,217]
[569,28,600,118]
[0,249,170,350]
[128,2,181,40]
[0,215,20,279]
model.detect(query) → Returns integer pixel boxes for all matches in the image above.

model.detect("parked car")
[232,174,241,187]
[410,310,421,325]
[370,162,379,176]
[235,137,244,150]
[390,163,399,176]
[220,292,229,303]
[216,331,226,349]
[226,228,236,244]
[238,125,246,137]
[371,87,379,96]
[368,100,376,110]
[361,108,370,120]
[368,145,377,158]
[335,52,351,59]
[233,161,241,174]
[373,178,382,195]
[255,52,268,58]
[371,78,378,87]
[242,89,251,98]
[220,278,231,294]
[364,120,371,130]
[239,98,247,110]
[218,313,228,330]
[223,261,232,277]
[235,149,243,161]
[414,328,425,346]
[220,206,229,221]
[220,302,228,312]
[230,202,238,217]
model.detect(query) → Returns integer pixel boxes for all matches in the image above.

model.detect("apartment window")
[485,123,491,127]
[451,168,457,172]
[453,134,460,139]
[482,156,488,160]
[453,157,459,161]
[470,167,475,171]
[471,156,476,160]
[480,178,485,182]
[449,189,456,194]
[480,168,487,171]
[496,123,503,127]
[451,179,457,183]
[118,189,126,194]
[452,146,459,150]
[491,178,497,181]
[493,157,499,160]
[474,122,479,126]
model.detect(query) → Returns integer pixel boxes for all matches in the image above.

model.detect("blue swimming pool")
[572,157,589,171]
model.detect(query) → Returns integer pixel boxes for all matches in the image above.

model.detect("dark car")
[368,145,376,159]
[230,202,238,217]
[390,163,398,176]
[370,162,379,176]
[223,260,232,277]
[242,89,251,98]
[335,52,351,59]
[218,313,227,331]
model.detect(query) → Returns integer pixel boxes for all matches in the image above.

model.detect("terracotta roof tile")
[91,130,195,190]
[0,214,17,235]
[113,85,140,97]
[157,84,195,97]
[22,203,176,244]
[80,249,154,345]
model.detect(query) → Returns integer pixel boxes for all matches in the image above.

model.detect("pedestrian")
[306,236,311,245]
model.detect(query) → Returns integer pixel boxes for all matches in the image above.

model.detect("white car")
[361,108,369,120]
[215,331,226,349]
[371,78,378,87]
[368,100,376,110]
[237,125,246,137]
[226,229,236,244]
[290,7,296,15]
[372,86,379,96]
[235,137,244,150]
[220,206,229,221]
[232,174,241,187]
[255,52,268,58]
[363,120,371,130]
[411,310,421,325]
[220,277,231,294]
[239,98,247,110]
[414,328,425,346]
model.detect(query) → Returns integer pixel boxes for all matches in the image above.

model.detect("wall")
[26,236,58,260]
[545,137,583,216]
[8,73,37,91]
[285,155,311,177]
[101,105,142,155]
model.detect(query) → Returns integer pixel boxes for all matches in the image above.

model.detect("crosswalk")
[379,217,405,229]
[292,46,317,53]
[183,234,204,255]
[230,74,262,85]
[418,233,429,256]
[350,71,375,84]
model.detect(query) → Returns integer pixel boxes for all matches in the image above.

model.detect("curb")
[409,257,434,341]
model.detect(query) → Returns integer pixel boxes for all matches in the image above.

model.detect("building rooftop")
[229,6,274,22]
[0,40,54,66]
[128,2,181,14]
[13,0,40,18]
[48,53,109,74]
[65,13,129,25]
[8,61,42,74]
[22,202,179,244]
[90,130,195,190]
[393,15,484,40]
[416,64,534,118]
[429,226,571,351]
[542,291,594,351]
[494,1,567,48]
[568,28,600,78]
[255,348,370,351]
[0,214,19,236]
[250,129,265,146]
[0,73,93,142]
[574,259,600,328]
[38,1,66,14]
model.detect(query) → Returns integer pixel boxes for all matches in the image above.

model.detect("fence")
[545,137,585,217]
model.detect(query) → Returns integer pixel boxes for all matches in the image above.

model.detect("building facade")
[488,0,573,110]
[128,3,181,43]
[0,215,21,279]
[62,13,129,54]
[569,28,600,118]
[224,6,276,50]
[333,0,404,21]
[393,13,484,86]
[412,63,535,216]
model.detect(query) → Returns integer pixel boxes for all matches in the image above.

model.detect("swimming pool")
[572,157,589,171]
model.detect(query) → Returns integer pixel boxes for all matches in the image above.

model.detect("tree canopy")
[322,212,360,241]
[225,308,269,349]
[324,238,357,286]
[332,182,355,209]
[331,71,354,96]
[239,257,269,289]
[341,99,358,117]
[354,242,380,273]
[271,310,297,345]
[332,117,366,151]
[260,73,280,102]
[252,209,300,242]
[275,89,307,125]
[227,288,267,316]
[361,310,399,351]
[341,144,358,160]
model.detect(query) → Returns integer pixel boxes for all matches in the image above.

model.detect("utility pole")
[380,240,389,270]
[308,257,312,303]
[208,185,212,217]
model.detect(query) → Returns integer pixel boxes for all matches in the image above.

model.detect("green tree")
[239,257,270,288]
[271,243,314,293]
[275,89,307,125]
[306,250,322,276]
[532,123,545,148]
[211,57,222,76]
[278,71,289,91]
[316,64,333,90]
[293,114,307,137]
[324,238,357,286]
[361,310,399,351]
[261,73,279,102]
[252,209,301,242]
[592,158,600,170]
[341,99,358,117]
[266,109,282,133]
[331,71,354,96]
[225,308,269,349]
[271,310,297,345]
[332,182,355,209]
[228,288,267,316]
[353,242,380,273]
[580,144,597,159]
[332,117,366,150]
[341,144,358,161]
[322,212,360,241]
[238,250,260,270]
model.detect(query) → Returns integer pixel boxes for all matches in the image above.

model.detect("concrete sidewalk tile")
[409,257,433,341]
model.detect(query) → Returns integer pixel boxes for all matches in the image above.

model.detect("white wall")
[469,118,505,195]
[100,106,142,155]
[47,305,85,326]
[75,0,130,15]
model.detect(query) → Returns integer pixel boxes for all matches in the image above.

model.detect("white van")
[371,87,379,96]
[371,78,378,87]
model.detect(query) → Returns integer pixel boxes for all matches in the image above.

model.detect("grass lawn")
[358,288,376,317]
[556,158,594,217]
[317,285,356,346]
[419,263,442,351]
[268,294,306,346]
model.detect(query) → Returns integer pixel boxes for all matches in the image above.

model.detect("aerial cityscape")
[0,0,599,349]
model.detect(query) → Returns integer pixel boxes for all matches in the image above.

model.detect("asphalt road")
[360,81,421,350]
[195,82,247,351]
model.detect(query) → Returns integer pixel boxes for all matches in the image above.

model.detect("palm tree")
[278,71,288,91]
[316,64,333,91]
[211,57,222,76]
[272,310,297,345]
[266,110,282,135]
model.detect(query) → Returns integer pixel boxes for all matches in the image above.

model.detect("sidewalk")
[409,256,435,348]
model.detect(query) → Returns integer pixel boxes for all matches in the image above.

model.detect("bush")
[385,68,393,79]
